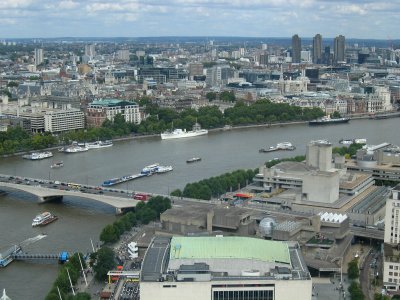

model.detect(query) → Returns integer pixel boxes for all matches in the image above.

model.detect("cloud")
[0,0,399,38]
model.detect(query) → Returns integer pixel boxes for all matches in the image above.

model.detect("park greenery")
[0,99,325,155]
[99,196,171,244]
[332,143,364,159]
[348,281,364,300]
[45,253,91,300]
[171,169,258,200]
[265,155,306,168]
[93,247,116,281]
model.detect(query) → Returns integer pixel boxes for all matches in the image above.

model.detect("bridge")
[350,226,384,240]
[0,175,149,214]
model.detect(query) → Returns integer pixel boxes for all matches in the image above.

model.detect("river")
[0,118,398,299]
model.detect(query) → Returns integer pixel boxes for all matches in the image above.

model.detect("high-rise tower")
[312,34,322,64]
[291,34,301,63]
[334,35,345,63]
[34,48,43,66]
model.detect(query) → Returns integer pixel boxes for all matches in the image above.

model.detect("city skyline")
[1,0,400,39]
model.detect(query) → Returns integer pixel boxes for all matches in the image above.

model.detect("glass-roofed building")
[140,236,312,300]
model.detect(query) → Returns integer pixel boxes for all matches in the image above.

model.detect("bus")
[68,183,81,190]
[133,193,150,201]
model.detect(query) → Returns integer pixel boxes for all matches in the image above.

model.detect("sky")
[0,0,399,39]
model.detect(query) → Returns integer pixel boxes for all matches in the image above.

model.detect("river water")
[0,118,398,299]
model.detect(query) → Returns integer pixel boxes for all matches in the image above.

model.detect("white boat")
[156,166,173,173]
[22,151,53,160]
[141,163,160,175]
[354,138,367,144]
[51,161,64,169]
[85,140,113,149]
[32,212,58,227]
[62,145,89,153]
[161,122,208,140]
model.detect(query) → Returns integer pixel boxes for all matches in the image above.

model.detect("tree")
[100,224,119,244]
[332,111,342,119]
[94,247,116,281]
[347,258,360,279]
[206,92,217,101]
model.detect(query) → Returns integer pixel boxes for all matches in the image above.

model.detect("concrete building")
[117,50,130,61]
[84,44,96,59]
[86,98,141,127]
[383,185,400,292]
[188,63,204,78]
[34,48,44,66]
[160,206,255,236]
[140,236,312,300]
[292,34,301,64]
[313,34,322,64]
[334,35,345,63]
[44,109,85,133]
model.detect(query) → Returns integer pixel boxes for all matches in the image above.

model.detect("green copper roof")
[170,236,291,265]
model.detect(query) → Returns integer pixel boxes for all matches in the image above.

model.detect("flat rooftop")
[170,236,291,264]
[141,236,310,282]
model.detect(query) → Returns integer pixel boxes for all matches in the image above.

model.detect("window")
[390,265,394,270]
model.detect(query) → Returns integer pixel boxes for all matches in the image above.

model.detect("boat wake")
[20,234,47,247]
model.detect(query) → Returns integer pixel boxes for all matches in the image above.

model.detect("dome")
[259,217,276,237]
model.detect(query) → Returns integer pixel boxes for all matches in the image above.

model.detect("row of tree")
[171,169,258,200]
[347,258,365,300]
[99,196,171,244]
[265,155,306,168]
[45,253,91,300]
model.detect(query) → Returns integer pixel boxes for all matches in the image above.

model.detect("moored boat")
[59,142,89,153]
[141,163,160,175]
[309,116,350,126]
[156,166,173,173]
[85,140,113,149]
[259,142,296,153]
[32,212,58,227]
[161,122,208,140]
[22,151,53,160]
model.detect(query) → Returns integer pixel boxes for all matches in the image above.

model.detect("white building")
[367,86,392,113]
[140,236,312,300]
[44,109,85,133]
[84,44,96,59]
[34,48,44,66]
[383,185,400,293]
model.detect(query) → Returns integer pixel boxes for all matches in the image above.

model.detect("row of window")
[213,290,274,300]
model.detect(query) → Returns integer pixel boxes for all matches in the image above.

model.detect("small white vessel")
[50,161,64,169]
[156,166,173,173]
[32,212,58,227]
[1,289,11,300]
[161,122,208,140]
[60,142,89,153]
[141,163,160,175]
[22,151,53,160]
[85,140,113,149]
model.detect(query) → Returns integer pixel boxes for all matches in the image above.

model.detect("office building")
[383,185,400,292]
[292,34,301,63]
[312,34,322,64]
[140,236,312,300]
[34,48,44,66]
[44,109,85,133]
[334,35,346,63]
